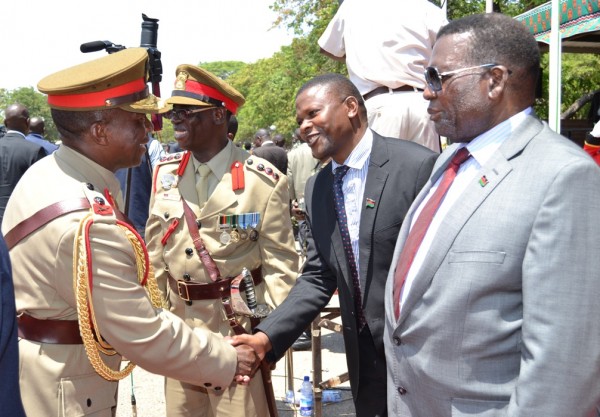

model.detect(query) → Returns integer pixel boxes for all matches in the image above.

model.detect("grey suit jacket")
[384,115,600,416]
[257,132,437,403]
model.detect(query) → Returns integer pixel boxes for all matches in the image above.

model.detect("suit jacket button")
[397,386,407,395]
[394,336,401,346]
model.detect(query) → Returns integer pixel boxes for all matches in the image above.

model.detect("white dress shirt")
[331,129,373,274]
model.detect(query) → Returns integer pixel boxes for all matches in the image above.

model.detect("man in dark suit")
[233,73,436,417]
[0,233,26,416]
[26,116,58,155]
[0,103,45,224]
[252,128,288,174]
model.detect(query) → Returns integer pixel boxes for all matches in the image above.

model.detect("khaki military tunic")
[146,141,299,416]
[2,146,238,417]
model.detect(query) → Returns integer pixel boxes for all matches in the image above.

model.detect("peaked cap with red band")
[37,48,166,114]
[165,64,245,115]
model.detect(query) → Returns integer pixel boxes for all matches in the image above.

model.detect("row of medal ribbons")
[218,213,261,244]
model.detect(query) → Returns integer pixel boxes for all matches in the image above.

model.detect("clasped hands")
[227,332,273,384]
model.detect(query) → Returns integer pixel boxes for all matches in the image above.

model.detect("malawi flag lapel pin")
[366,198,376,208]
[479,175,489,187]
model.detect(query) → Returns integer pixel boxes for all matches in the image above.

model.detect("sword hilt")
[241,268,258,311]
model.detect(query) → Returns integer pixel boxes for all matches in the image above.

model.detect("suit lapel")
[323,169,355,290]
[358,134,389,296]
[396,116,544,326]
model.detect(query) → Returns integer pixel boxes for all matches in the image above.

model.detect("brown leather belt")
[18,314,83,344]
[168,268,263,301]
[362,85,423,101]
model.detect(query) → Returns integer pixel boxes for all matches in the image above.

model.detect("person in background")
[232,73,436,417]
[0,103,45,224]
[252,128,288,174]
[0,234,26,416]
[227,114,239,141]
[318,0,447,152]
[585,119,600,165]
[273,133,286,148]
[145,64,299,417]
[2,48,258,417]
[384,13,600,417]
[26,116,59,155]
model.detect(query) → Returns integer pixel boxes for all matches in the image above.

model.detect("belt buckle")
[177,281,191,301]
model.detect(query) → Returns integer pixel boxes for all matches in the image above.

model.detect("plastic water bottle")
[285,389,295,404]
[322,389,342,403]
[299,375,314,416]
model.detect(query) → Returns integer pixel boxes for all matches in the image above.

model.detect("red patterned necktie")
[393,148,471,320]
[333,165,367,330]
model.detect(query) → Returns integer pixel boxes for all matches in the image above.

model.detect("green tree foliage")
[226,0,345,142]
[199,61,247,80]
[0,87,57,142]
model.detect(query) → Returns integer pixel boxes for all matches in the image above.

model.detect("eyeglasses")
[162,107,215,120]
[424,63,497,92]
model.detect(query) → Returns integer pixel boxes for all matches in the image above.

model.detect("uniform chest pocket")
[59,373,117,416]
[150,197,185,223]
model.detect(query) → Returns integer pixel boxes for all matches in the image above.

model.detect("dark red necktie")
[333,165,367,330]
[393,148,471,320]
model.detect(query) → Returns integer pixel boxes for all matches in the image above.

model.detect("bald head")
[29,117,45,135]
[254,128,270,147]
[4,103,30,134]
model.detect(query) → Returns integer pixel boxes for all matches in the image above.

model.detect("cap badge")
[175,71,189,90]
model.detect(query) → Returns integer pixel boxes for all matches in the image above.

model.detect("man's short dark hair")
[437,13,540,88]
[51,108,108,140]
[296,73,367,119]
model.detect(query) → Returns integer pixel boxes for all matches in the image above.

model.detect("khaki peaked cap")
[38,48,166,114]
[166,64,245,114]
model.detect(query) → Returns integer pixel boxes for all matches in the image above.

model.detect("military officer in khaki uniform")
[1,48,258,417]
[145,65,299,416]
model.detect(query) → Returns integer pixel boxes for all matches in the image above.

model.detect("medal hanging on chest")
[218,214,232,244]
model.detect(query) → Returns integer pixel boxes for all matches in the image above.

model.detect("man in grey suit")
[233,73,437,417]
[384,13,600,417]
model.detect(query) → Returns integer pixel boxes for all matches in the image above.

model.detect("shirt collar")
[464,107,533,167]
[192,140,233,180]
[331,128,373,172]
[6,130,26,139]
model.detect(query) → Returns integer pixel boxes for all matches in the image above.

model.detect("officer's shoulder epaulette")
[244,156,281,184]
[157,151,185,166]
[80,182,117,219]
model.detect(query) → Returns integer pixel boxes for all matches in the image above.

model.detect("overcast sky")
[2,0,295,93]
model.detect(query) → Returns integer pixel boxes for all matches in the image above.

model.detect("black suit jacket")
[252,143,288,174]
[0,132,45,224]
[257,132,436,407]
[0,234,25,416]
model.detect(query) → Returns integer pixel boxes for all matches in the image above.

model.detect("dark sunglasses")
[424,63,497,92]
[162,107,215,120]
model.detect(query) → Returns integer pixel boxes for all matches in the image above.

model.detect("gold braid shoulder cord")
[73,211,166,381]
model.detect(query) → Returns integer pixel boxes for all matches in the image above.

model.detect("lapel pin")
[366,198,376,208]
[479,175,489,187]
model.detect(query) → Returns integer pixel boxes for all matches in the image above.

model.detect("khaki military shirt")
[146,141,299,335]
[2,146,237,417]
